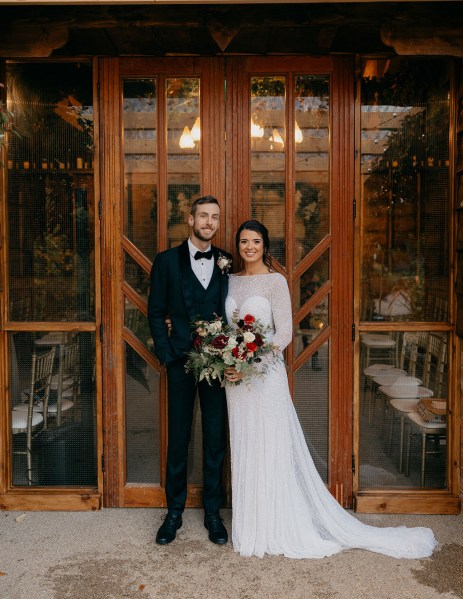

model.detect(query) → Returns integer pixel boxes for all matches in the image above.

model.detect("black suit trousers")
[165,357,227,515]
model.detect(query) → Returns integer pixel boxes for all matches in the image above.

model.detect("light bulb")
[251,119,264,138]
[272,128,284,146]
[191,116,201,142]
[179,125,195,149]
[295,121,303,144]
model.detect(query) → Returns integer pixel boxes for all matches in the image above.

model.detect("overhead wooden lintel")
[381,24,463,57]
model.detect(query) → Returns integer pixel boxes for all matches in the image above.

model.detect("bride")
[223,219,437,560]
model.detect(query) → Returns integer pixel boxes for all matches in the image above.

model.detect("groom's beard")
[193,225,217,242]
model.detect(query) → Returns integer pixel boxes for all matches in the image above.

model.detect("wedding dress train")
[225,273,436,559]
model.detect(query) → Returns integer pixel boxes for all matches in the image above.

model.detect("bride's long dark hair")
[235,219,272,269]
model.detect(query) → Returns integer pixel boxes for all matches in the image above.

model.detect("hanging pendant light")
[191,116,201,142]
[271,128,284,146]
[179,125,195,149]
[251,118,264,138]
[295,121,303,144]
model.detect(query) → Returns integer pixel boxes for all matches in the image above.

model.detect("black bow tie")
[194,250,213,260]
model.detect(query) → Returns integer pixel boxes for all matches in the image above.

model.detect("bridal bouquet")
[185,312,280,385]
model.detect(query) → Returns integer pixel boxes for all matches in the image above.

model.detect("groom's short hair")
[190,195,220,216]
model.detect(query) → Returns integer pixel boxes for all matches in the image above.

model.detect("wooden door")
[0,61,101,510]
[100,56,354,508]
[225,56,355,505]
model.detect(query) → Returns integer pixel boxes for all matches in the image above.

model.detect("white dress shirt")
[188,238,214,289]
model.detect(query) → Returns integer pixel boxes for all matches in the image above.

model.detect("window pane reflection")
[124,298,154,354]
[250,76,286,265]
[360,59,450,323]
[123,79,157,260]
[359,331,447,488]
[7,62,95,322]
[10,331,97,486]
[124,251,150,301]
[294,75,330,262]
[125,343,160,484]
[293,341,329,482]
[167,78,200,249]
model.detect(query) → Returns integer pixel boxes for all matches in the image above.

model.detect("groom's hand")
[165,317,172,336]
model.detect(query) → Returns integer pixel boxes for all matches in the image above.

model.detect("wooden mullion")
[293,326,332,373]
[330,55,355,507]
[121,282,148,316]
[157,73,167,253]
[286,69,296,374]
[99,57,123,508]
[0,59,9,496]
[122,327,160,373]
[3,322,96,332]
[448,334,461,497]
[121,236,153,274]
[293,282,332,325]
[93,56,104,500]
[292,234,331,281]
[358,322,454,332]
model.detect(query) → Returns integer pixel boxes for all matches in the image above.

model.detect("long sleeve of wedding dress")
[225,273,437,560]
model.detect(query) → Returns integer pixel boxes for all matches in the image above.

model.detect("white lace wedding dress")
[225,273,437,559]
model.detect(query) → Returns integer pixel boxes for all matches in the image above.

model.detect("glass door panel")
[294,339,329,482]
[123,79,157,258]
[5,62,98,489]
[250,76,286,266]
[167,78,201,249]
[125,343,161,484]
[241,60,335,486]
[294,75,330,262]
[121,70,205,498]
[358,58,452,491]
[116,56,349,506]
[122,77,162,489]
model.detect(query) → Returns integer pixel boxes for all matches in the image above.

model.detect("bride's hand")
[224,367,243,383]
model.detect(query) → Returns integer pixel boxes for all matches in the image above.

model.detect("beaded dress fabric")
[225,273,436,559]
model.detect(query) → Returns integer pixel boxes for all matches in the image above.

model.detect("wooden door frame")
[100,57,226,507]
[0,57,102,510]
[100,55,356,509]
[225,55,355,507]
[352,57,461,515]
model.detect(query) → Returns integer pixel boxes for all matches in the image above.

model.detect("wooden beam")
[205,10,243,51]
[381,24,463,57]
[355,491,461,515]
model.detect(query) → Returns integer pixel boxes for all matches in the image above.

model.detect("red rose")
[243,314,255,324]
[211,334,229,349]
[232,346,241,358]
[254,334,264,347]
[246,342,258,353]
[193,336,203,350]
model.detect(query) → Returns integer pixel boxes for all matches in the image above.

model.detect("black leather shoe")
[204,512,228,545]
[156,513,182,545]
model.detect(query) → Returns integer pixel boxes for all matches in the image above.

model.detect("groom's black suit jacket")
[148,240,232,366]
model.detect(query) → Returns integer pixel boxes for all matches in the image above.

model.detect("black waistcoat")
[192,271,222,321]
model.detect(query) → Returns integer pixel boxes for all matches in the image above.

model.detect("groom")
[148,195,232,546]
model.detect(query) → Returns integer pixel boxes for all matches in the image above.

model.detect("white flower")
[197,327,208,337]
[209,320,222,334]
[222,351,234,365]
[217,253,232,273]
[227,336,237,348]
[243,331,255,343]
